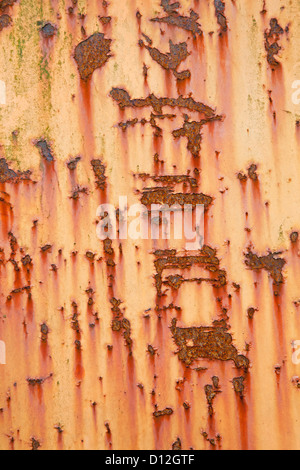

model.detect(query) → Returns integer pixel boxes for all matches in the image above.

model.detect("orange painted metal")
[0,0,299,450]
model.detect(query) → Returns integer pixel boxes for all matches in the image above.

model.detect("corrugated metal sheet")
[0,0,300,450]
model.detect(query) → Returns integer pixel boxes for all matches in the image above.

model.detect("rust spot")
[248,164,258,181]
[86,251,96,261]
[0,158,32,183]
[8,231,17,253]
[0,0,16,11]
[247,307,257,320]
[161,0,181,13]
[54,424,64,434]
[71,302,81,334]
[204,382,221,416]
[237,172,247,182]
[99,16,112,25]
[70,186,88,200]
[31,437,41,451]
[103,238,114,256]
[232,377,245,398]
[154,245,227,296]
[41,323,49,342]
[110,298,133,354]
[74,33,112,81]
[153,407,174,418]
[147,345,157,356]
[172,437,182,450]
[170,318,249,370]
[172,115,222,158]
[290,232,299,244]
[67,156,81,170]
[27,374,52,386]
[212,376,220,389]
[91,159,106,190]
[110,88,220,119]
[141,188,212,209]
[118,118,139,132]
[0,13,11,31]
[21,255,32,267]
[151,1,202,39]
[40,23,56,38]
[214,0,227,34]
[142,39,191,81]
[291,377,300,389]
[41,244,52,253]
[137,172,198,190]
[264,19,284,68]
[244,248,286,294]
[35,140,54,162]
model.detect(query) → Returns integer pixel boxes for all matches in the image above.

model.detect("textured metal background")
[0,0,300,450]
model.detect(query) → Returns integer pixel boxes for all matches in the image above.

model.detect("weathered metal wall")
[0,0,300,450]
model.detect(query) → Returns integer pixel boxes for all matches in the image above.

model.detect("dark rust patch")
[153,407,174,418]
[21,254,32,267]
[41,323,49,342]
[91,159,106,190]
[0,13,11,31]
[35,139,54,162]
[151,1,202,38]
[161,0,180,13]
[244,248,286,294]
[70,186,88,200]
[40,23,56,38]
[264,18,284,67]
[170,318,249,370]
[141,39,191,81]
[118,118,139,132]
[110,298,133,354]
[0,0,15,10]
[172,116,222,157]
[247,307,257,320]
[290,232,299,243]
[214,0,227,34]
[41,244,52,253]
[232,377,245,398]
[27,374,52,387]
[74,33,112,81]
[154,245,227,296]
[31,437,41,451]
[67,156,81,170]
[136,173,198,190]
[0,158,32,183]
[204,383,221,416]
[141,188,212,209]
[248,164,258,181]
[172,437,182,450]
[147,345,157,356]
[110,88,220,119]
[99,16,112,25]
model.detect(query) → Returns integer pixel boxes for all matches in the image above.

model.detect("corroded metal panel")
[0,0,299,451]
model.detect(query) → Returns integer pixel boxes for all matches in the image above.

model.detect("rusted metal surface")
[0,0,299,451]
